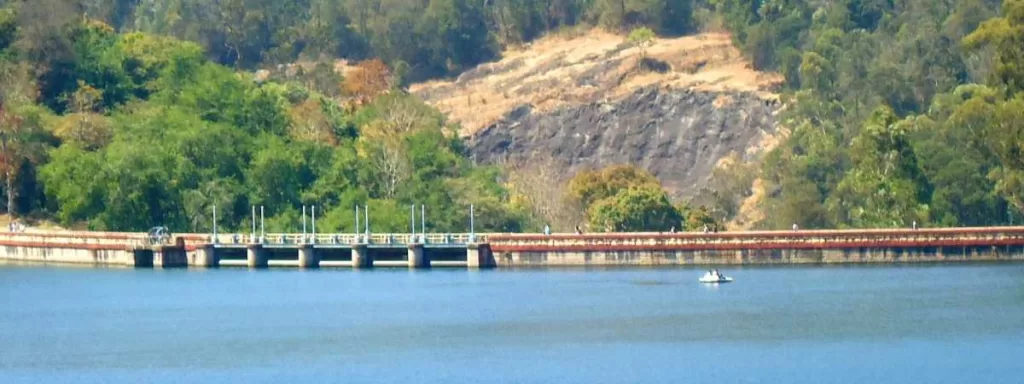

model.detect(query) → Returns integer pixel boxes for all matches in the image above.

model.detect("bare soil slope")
[411,31,782,136]
[411,30,783,228]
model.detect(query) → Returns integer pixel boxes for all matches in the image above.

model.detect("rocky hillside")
[468,86,778,198]
[411,30,783,199]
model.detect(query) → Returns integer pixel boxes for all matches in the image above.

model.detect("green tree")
[628,26,655,60]
[682,204,719,231]
[588,185,682,232]
[567,164,661,208]
[981,96,1024,215]
[0,7,17,52]
[963,0,1024,95]
[40,144,105,225]
[0,61,51,217]
[246,136,311,210]
[419,0,496,75]
[659,0,694,35]
[826,107,931,227]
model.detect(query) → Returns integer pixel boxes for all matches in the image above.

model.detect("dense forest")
[10,0,696,82]
[0,0,705,233]
[723,0,1024,229]
[0,0,1021,232]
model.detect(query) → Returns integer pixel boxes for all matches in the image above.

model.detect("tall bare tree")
[504,156,582,231]
[359,119,409,199]
[0,61,41,218]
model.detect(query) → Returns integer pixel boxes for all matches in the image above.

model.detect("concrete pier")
[191,245,220,267]
[156,245,188,268]
[298,245,319,269]
[466,243,495,269]
[246,244,268,269]
[408,243,429,268]
[352,244,372,268]
[131,249,154,268]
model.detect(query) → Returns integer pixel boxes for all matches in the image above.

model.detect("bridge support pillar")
[352,244,372,268]
[246,244,268,269]
[156,245,188,268]
[298,245,319,269]
[408,243,429,269]
[191,245,219,268]
[467,243,495,269]
[130,248,154,268]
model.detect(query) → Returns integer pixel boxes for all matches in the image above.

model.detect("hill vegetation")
[0,0,705,233]
[722,0,1024,229]
[0,0,1022,232]
[0,6,537,233]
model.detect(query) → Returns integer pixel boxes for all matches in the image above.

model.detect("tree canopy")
[730,0,1024,229]
[0,0,1021,232]
[0,12,530,233]
[567,165,718,232]
[3,0,696,83]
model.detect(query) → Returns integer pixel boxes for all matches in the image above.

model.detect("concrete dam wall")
[486,228,1024,267]
[0,231,187,268]
[2,227,1024,269]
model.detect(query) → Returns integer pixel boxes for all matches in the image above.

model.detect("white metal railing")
[201,233,491,245]
[5,228,1024,250]
[185,228,1024,247]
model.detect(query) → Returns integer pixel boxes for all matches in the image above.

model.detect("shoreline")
[3,227,1024,269]
[3,257,1022,271]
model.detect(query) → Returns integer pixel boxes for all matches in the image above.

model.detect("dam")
[2,226,1024,268]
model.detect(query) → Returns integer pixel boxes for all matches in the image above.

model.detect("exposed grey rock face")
[465,86,779,198]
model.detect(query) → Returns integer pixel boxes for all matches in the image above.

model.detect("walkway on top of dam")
[185,226,1024,249]
[198,233,482,249]
[6,226,1024,252]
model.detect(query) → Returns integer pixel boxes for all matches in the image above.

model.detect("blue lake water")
[2,263,1023,383]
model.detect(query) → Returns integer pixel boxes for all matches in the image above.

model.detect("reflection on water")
[1,264,1023,383]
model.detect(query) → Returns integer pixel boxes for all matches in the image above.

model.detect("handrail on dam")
[190,232,486,246]
[484,227,1024,251]
[483,227,1024,241]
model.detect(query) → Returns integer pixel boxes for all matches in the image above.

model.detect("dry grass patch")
[411,30,783,137]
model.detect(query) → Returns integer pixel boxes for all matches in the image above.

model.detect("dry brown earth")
[411,30,782,136]
[413,30,786,229]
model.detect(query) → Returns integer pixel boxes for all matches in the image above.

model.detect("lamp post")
[212,205,218,244]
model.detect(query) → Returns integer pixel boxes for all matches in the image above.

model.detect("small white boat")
[699,270,733,283]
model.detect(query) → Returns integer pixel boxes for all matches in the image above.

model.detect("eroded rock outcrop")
[466,86,779,198]
[411,31,782,199]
